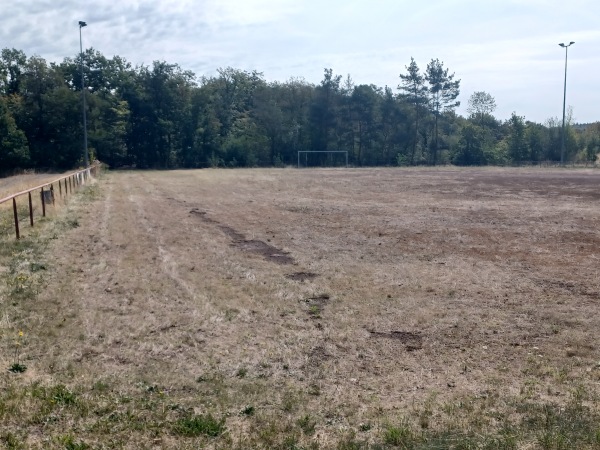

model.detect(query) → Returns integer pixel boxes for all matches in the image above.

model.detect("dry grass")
[0,172,67,199]
[1,167,600,449]
[0,171,81,239]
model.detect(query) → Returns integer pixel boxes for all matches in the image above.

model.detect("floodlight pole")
[559,41,574,166]
[79,21,89,168]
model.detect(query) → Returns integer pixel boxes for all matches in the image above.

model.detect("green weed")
[297,414,316,435]
[172,413,226,437]
[383,420,413,448]
[55,434,90,450]
[241,405,255,416]
[8,330,26,373]
[0,432,24,450]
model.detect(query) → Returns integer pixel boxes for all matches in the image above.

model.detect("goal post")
[297,151,349,168]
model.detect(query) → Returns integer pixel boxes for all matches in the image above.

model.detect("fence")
[0,164,101,240]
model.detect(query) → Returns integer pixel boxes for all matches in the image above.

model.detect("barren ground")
[1,167,600,448]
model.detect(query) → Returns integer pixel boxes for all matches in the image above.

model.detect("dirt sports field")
[1,167,600,449]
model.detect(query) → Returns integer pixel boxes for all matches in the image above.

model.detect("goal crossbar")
[297,151,349,168]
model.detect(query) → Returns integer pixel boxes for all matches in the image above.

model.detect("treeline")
[1,47,599,171]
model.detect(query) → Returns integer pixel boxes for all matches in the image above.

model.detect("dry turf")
[1,167,600,449]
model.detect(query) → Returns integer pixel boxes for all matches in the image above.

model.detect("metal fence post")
[41,188,46,217]
[28,192,34,227]
[13,198,20,239]
[2,164,99,240]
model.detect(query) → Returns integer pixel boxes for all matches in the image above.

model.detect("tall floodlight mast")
[558,41,575,166]
[79,21,89,167]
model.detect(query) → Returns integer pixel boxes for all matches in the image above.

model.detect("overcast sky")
[2,0,599,123]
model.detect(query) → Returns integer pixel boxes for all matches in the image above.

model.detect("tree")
[0,48,27,95]
[253,85,284,165]
[399,57,428,164]
[351,84,381,165]
[581,122,600,165]
[380,86,408,165]
[18,55,66,167]
[467,91,496,123]
[453,124,486,165]
[507,113,529,164]
[275,78,313,164]
[310,68,342,155]
[425,59,460,165]
[121,61,196,168]
[585,135,599,164]
[0,95,29,170]
[526,123,546,163]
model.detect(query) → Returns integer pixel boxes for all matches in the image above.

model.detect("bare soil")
[3,167,600,447]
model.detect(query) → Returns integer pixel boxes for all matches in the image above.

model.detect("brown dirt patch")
[286,271,319,281]
[368,330,423,351]
[190,207,294,264]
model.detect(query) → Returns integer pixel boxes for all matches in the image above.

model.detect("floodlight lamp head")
[569,41,575,45]
[559,43,565,47]
[79,21,87,28]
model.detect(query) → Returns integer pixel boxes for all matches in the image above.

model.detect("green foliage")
[507,113,529,163]
[396,153,410,166]
[383,421,414,447]
[55,435,90,450]
[425,58,461,164]
[173,413,226,437]
[0,47,595,170]
[0,95,29,170]
[581,122,600,164]
[454,124,487,165]
[0,432,24,450]
[399,58,428,165]
[297,414,316,435]
[467,91,497,121]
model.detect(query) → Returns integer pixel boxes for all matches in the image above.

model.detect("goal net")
[297,151,349,168]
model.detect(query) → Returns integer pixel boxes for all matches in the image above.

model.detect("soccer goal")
[297,151,349,168]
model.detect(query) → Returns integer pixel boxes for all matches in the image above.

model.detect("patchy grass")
[1,168,600,448]
[1,378,599,448]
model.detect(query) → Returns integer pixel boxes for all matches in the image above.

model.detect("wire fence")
[0,164,102,240]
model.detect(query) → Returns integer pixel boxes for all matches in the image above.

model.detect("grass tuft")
[172,413,226,437]
[383,420,414,448]
[8,363,27,373]
[297,414,316,435]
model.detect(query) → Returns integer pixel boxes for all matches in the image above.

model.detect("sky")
[2,0,599,124]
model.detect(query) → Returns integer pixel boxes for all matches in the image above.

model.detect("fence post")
[50,184,55,205]
[58,179,62,197]
[13,198,20,239]
[41,188,46,217]
[28,192,33,227]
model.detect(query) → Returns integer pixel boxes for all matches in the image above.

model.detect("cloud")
[1,0,599,122]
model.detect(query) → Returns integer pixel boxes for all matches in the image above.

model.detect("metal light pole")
[559,41,574,166]
[79,21,89,168]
